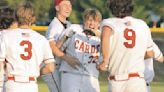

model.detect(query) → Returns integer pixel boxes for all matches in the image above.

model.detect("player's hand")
[65,29,75,38]
[61,54,81,70]
[97,60,108,71]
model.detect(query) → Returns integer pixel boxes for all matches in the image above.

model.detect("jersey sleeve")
[43,38,55,64]
[145,25,154,51]
[100,19,115,31]
[0,34,6,62]
[153,42,163,60]
[45,22,57,42]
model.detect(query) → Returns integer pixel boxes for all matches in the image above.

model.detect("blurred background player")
[43,0,80,92]
[144,42,163,92]
[0,7,18,92]
[59,8,102,92]
[98,0,154,92]
[0,2,55,92]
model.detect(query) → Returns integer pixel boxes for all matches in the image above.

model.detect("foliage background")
[1,0,164,25]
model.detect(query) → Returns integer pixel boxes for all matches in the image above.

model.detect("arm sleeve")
[144,23,153,51]
[45,24,57,42]
[43,38,55,64]
[100,19,115,32]
[153,42,163,60]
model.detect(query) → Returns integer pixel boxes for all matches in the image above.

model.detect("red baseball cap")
[55,0,62,6]
[55,0,70,6]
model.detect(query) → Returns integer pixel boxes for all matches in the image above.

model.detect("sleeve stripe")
[147,45,153,51]
[43,58,55,63]
[48,38,54,41]
[155,52,163,60]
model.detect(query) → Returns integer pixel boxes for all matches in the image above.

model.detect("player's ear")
[55,6,59,11]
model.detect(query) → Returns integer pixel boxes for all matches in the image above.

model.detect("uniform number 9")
[20,40,32,60]
[123,28,136,48]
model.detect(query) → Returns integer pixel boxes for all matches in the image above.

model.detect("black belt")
[146,83,150,86]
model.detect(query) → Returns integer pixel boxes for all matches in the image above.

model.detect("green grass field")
[38,77,164,92]
[37,32,164,92]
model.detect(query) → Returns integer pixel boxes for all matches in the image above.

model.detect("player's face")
[84,16,100,30]
[57,0,72,18]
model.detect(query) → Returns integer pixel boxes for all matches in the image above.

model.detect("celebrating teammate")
[42,0,80,92]
[0,2,55,92]
[0,7,18,92]
[144,42,163,92]
[98,0,154,92]
[59,8,102,92]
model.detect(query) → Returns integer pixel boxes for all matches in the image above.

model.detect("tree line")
[1,0,164,24]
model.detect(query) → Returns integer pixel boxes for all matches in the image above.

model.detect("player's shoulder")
[1,29,15,35]
[101,18,118,30]
[101,18,121,27]
[30,29,46,39]
[68,24,83,33]
[102,18,120,24]
[132,17,147,25]
[48,17,60,27]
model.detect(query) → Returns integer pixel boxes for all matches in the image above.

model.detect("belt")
[146,83,150,86]
[7,76,36,83]
[8,76,35,81]
[109,73,143,81]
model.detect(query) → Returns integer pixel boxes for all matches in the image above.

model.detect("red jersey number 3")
[124,28,136,48]
[20,40,32,60]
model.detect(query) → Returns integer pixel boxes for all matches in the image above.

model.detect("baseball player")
[98,0,155,92]
[144,42,163,92]
[0,7,18,92]
[0,2,55,92]
[59,8,102,92]
[42,0,80,92]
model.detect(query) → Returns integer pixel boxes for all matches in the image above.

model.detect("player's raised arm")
[98,26,112,71]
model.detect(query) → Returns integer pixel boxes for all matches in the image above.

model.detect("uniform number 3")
[124,28,136,48]
[20,40,32,60]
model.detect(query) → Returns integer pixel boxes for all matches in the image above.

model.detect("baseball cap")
[55,0,70,6]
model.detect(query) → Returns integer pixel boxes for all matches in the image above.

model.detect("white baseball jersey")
[101,16,154,75]
[43,17,71,92]
[59,24,101,78]
[0,28,55,77]
[144,42,163,83]
[46,17,71,65]
[46,17,71,42]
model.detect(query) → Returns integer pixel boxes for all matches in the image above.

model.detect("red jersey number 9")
[123,28,136,48]
[20,40,32,60]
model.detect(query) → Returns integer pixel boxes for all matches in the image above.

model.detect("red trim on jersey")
[109,73,143,81]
